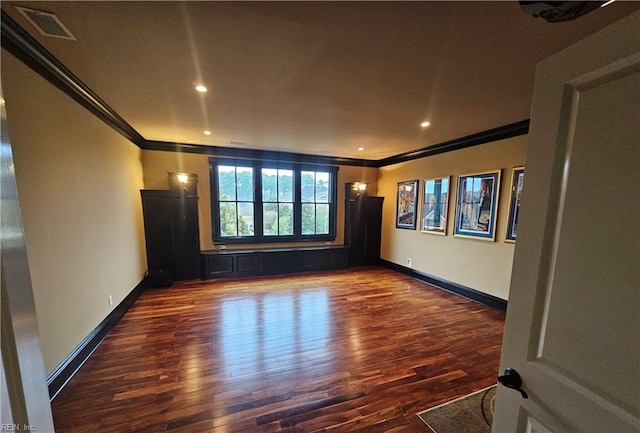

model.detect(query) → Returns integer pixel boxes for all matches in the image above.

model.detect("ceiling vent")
[14,6,76,40]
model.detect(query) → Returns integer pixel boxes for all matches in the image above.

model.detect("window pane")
[315,172,330,203]
[237,202,254,236]
[218,165,254,238]
[278,203,293,235]
[301,171,315,203]
[236,167,254,201]
[220,202,238,236]
[278,170,293,202]
[263,203,278,236]
[262,168,277,201]
[315,204,329,234]
[218,166,236,201]
[301,203,315,235]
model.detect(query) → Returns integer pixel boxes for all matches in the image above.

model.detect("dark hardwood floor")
[51,267,505,432]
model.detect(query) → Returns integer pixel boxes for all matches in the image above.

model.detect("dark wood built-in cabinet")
[201,247,347,279]
[141,190,200,286]
[344,184,384,266]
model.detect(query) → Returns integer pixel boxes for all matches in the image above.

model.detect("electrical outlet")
[219,244,227,250]
[108,295,113,307]
[406,257,413,268]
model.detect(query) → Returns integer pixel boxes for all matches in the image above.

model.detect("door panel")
[494,11,640,433]
[536,71,639,410]
[524,414,554,433]
[171,196,200,280]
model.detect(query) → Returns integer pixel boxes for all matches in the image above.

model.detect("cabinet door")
[141,194,174,272]
[171,196,200,280]
[347,198,366,266]
[362,197,383,265]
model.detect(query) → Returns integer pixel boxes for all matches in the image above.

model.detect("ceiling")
[3,1,639,160]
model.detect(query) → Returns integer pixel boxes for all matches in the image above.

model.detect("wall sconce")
[168,172,198,196]
[176,173,189,185]
[355,182,368,192]
[347,182,369,199]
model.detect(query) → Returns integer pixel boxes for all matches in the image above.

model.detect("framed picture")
[396,180,418,229]
[421,176,450,235]
[454,170,501,241]
[505,167,525,242]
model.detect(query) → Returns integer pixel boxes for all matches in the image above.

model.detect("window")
[211,159,337,244]
[217,165,254,237]
[301,171,330,235]
[262,168,294,236]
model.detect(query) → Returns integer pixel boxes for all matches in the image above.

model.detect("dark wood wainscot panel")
[237,254,260,273]
[201,247,348,279]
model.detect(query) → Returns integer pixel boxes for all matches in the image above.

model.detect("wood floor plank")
[51,267,505,432]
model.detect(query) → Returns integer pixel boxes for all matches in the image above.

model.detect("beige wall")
[142,149,378,250]
[2,54,147,374]
[377,135,527,300]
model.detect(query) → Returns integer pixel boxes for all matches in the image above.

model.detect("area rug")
[416,386,496,433]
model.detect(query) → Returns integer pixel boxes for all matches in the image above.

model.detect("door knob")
[498,368,528,399]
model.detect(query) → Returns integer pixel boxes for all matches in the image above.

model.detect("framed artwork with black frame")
[421,176,450,235]
[454,170,501,241]
[505,166,525,242]
[396,180,418,230]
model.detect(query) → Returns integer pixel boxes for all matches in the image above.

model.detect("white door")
[493,11,640,433]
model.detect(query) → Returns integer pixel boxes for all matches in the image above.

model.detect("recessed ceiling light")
[357,147,365,151]
[420,121,431,128]
[195,85,208,93]
[203,130,212,136]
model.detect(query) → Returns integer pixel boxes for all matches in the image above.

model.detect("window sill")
[212,235,336,245]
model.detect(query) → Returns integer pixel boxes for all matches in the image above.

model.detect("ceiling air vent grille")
[14,6,76,41]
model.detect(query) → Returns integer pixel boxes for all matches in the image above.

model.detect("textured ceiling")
[3,1,639,160]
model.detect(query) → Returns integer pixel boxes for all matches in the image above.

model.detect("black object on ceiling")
[519,1,608,22]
